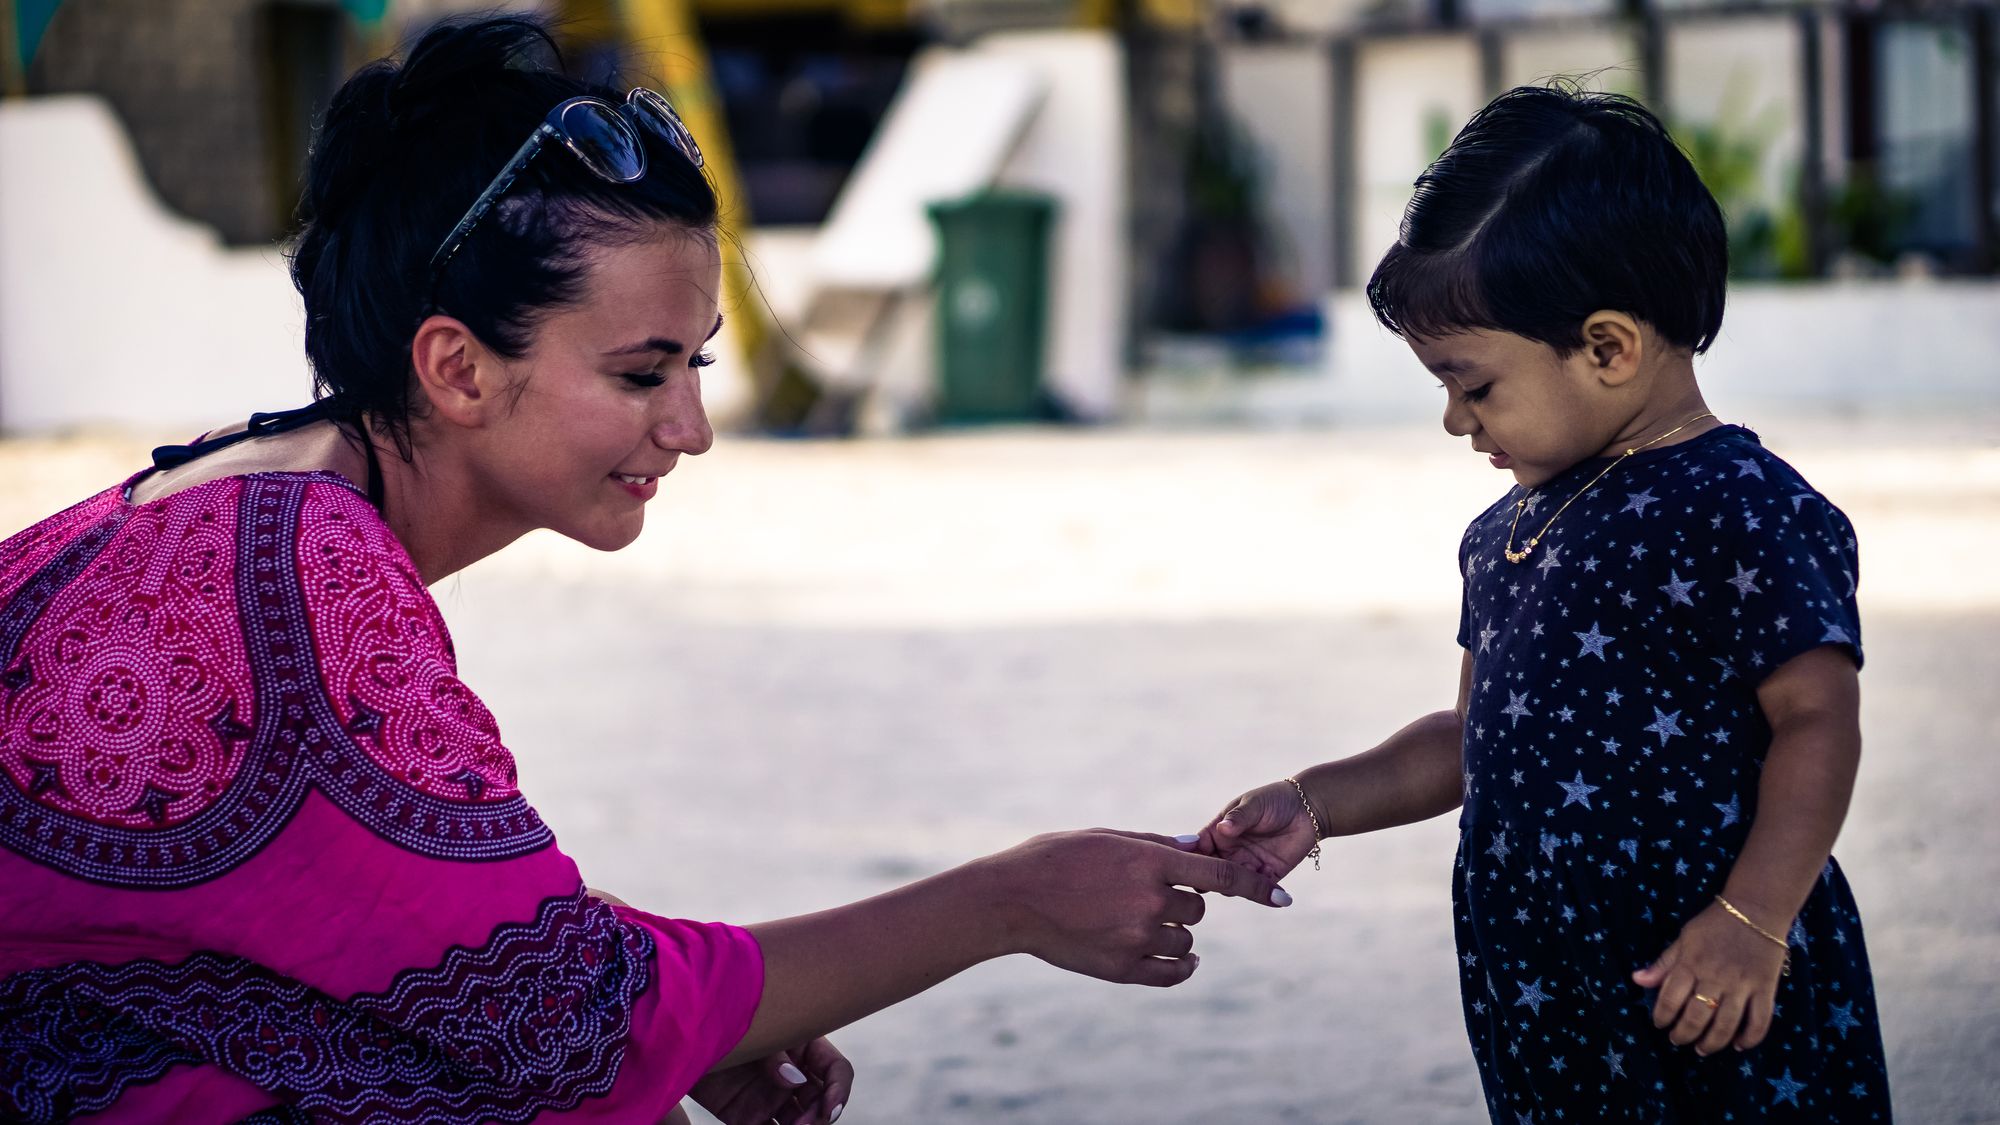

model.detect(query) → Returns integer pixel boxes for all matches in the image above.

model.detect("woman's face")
[470,228,721,551]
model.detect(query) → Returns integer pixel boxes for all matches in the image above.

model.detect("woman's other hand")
[982,828,1289,989]
[689,1036,853,1125]
[1195,780,1322,882]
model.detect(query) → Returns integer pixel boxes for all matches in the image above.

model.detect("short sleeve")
[1685,474,1862,684]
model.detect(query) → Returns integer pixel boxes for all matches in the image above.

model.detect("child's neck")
[1593,358,1716,460]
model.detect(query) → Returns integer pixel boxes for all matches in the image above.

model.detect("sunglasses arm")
[425,123,558,282]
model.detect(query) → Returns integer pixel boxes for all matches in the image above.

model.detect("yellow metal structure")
[689,0,909,29]
[557,0,769,372]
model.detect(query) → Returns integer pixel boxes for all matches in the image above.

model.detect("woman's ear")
[1579,310,1644,387]
[409,314,508,428]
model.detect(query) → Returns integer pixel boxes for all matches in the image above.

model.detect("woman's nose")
[654,371,715,456]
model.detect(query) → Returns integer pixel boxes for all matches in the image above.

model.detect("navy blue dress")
[1453,425,1891,1123]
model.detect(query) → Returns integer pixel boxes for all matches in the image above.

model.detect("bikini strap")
[149,400,386,514]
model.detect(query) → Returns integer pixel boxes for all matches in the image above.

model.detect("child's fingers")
[1666,982,1720,1047]
[1733,991,1776,1051]
[1694,992,1747,1056]
[1647,956,1692,1027]
[1632,943,1678,989]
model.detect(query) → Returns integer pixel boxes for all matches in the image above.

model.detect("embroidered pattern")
[0,493,252,830]
[0,476,550,887]
[0,890,656,1124]
[296,484,520,803]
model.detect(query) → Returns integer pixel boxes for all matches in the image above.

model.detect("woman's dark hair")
[1367,83,1727,356]
[288,15,718,449]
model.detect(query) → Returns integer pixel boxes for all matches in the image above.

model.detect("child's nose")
[1441,395,1478,439]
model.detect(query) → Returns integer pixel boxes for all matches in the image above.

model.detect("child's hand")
[1196,780,1321,881]
[1632,901,1791,1055]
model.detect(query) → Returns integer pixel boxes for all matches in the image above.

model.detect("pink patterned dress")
[0,470,764,1122]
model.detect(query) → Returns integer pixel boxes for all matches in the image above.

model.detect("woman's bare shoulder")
[128,420,365,505]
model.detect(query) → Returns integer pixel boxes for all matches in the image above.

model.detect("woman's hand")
[1195,780,1322,881]
[689,1037,853,1125]
[727,828,1289,1066]
[983,828,1290,988]
[1632,901,1792,1055]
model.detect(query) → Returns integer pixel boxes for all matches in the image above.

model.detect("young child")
[1198,86,1890,1122]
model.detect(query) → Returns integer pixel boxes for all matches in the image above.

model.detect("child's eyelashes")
[1435,381,1493,403]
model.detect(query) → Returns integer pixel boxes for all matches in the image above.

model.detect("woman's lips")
[611,473,659,500]
[1488,452,1513,470]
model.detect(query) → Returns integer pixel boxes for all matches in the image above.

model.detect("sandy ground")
[3,417,1997,1123]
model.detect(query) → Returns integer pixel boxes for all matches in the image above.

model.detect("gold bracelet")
[1715,895,1792,975]
[1284,776,1324,871]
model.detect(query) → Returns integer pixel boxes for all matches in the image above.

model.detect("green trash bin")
[926,191,1057,423]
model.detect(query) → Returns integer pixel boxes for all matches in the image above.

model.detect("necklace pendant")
[1503,544,1533,564]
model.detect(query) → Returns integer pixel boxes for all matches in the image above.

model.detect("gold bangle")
[1284,775,1324,871]
[1715,895,1792,975]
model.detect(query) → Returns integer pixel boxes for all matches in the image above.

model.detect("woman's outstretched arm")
[723,829,1288,1066]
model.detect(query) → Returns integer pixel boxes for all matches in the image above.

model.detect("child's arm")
[1633,645,1862,1055]
[1197,651,1471,879]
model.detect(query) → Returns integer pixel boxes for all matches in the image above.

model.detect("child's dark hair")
[1367,84,1726,356]
[288,15,717,449]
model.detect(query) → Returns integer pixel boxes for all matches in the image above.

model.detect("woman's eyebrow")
[603,317,725,358]
[604,337,685,357]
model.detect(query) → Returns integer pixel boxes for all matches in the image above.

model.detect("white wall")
[1322,281,2000,423]
[1351,35,1486,283]
[985,30,1130,420]
[1218,39,1335,305]
[0,94,764,435]
[1663,16,1806,231]
[0,96,309,433]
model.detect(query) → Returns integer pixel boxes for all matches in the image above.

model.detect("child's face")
[1410,328,1630,488]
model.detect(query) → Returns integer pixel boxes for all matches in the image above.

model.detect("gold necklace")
[1503,411,1718,564]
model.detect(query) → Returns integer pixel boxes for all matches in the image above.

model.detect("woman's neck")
[363,423,531,586]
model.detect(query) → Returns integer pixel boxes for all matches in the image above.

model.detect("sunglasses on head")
[426,87,705,299]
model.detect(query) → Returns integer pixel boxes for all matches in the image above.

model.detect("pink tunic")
[0,472,764,1122]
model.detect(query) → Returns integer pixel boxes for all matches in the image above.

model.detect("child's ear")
[1579,310,1644,387]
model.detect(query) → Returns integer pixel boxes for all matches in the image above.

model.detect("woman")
[0,18,1285,1124]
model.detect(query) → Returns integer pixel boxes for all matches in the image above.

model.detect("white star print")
[1573,622,1614,660]
[1513,977,1552,1015]
[1659,570,1698,606]
[1727,563,1761,599]
[1767,1068,1807,1107]
[1715,793,1741,829]
[1621,489,1659,516]
[1643,707,1685,746]
[1502,690,1534,728]
[1556,771,1600,808]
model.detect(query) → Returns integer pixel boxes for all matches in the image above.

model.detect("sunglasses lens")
[627,88,705,170]
[558,100,644,182]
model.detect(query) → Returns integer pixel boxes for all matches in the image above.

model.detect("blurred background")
[2,1,1997,1122]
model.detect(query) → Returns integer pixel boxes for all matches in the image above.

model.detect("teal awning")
[13,0,63,72]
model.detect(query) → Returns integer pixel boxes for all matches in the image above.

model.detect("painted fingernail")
[778,1063,807,1086]
[830,1104,844,1123]
[1174,833,1200,845]
[1270,886,1293,907]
